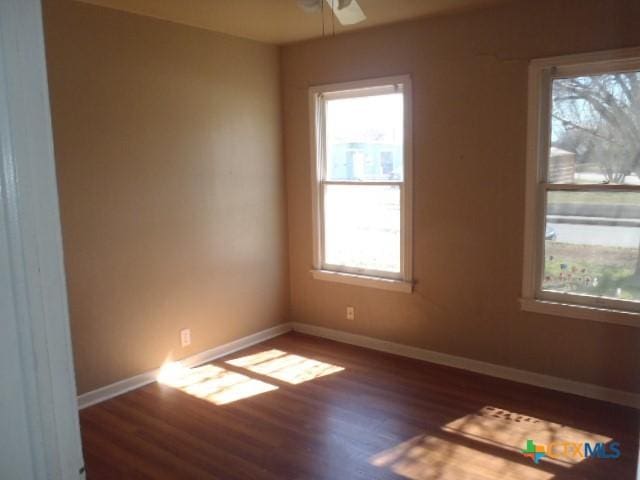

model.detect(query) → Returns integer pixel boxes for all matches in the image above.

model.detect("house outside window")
[522,48,640,326]
[309,76,413,293]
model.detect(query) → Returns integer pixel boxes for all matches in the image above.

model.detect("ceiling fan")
[297,0,366,26]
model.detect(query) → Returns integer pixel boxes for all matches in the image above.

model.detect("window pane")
[543,190,640,302]
[325,93,403,181]
[324,184,400,273]
[549,71,640,185]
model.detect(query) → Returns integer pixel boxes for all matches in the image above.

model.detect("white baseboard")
[78,320,639,410]
[77,323,293,409]
[291,322,640,409]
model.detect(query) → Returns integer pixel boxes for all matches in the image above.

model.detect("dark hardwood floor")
[80,332,639,479]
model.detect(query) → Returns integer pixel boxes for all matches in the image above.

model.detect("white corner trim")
[311,269,413,293]
[291,322,640,409]
[77,323,293,409]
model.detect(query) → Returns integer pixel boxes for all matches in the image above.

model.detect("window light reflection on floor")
[369,406,612,480]
[226,349,345,384]
[157,362,277,405]
[371,433,554,480]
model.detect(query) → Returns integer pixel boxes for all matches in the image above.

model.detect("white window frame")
[522,47,640,327]
[309,75,413,293]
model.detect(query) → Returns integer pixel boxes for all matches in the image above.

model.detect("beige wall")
[44,0,640,396]
[282,0,640,392]
[43,1,288,394]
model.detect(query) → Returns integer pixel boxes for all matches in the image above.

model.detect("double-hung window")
[522,48,640,325]
[309,76,413,293]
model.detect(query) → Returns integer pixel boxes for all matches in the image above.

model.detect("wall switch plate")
[346,306,355,320]
[180,328,191,347]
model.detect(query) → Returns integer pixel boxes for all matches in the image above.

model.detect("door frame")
[0,0,84,478]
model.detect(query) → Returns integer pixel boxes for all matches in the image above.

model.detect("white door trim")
[0,1,84,478]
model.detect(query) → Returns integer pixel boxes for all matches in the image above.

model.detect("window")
[309,76,413,293]
[522,48,640,325]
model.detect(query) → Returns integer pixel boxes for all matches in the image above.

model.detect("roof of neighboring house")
[550,147,576,157]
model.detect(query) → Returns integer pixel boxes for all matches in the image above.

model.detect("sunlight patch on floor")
[226,349,345,384]
[371,433,554,480]
[157,362,277,405]
[443,406,610,466]
[369,406,612,480]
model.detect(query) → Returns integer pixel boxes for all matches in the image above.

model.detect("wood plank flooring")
[80,332,639,479]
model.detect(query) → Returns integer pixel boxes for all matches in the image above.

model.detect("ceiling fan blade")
[326,0,366,25]
[297,0,322,13]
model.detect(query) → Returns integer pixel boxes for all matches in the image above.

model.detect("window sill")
[311,269,413,293]
[520,298,640,328]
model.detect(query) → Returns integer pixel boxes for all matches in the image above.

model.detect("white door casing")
[0,0,84,478]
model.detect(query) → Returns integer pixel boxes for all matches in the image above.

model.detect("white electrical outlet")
[346,306,355,320]
[180,328,191,347]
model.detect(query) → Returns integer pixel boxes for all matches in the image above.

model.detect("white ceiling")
[76,0,510,44]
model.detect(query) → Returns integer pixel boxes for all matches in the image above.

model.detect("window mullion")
[323,180,403,187]
[318,97,328,183]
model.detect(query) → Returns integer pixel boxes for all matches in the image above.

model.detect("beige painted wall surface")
[282,0,640,392]
[43,1,288,394]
